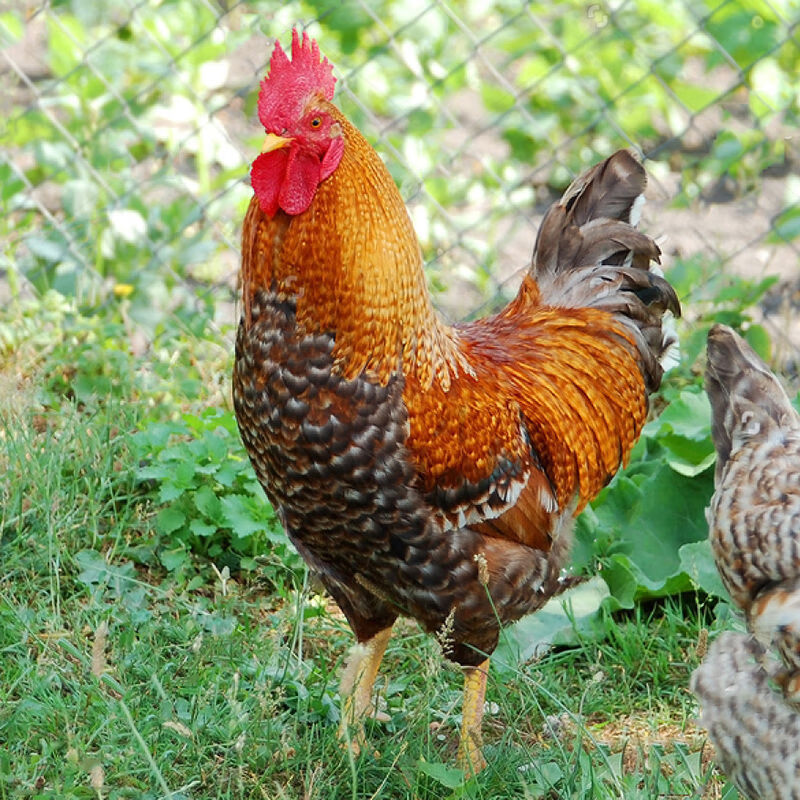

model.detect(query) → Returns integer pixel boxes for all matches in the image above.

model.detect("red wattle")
[251,138,343,217]
[279,145,321,216]
[251,144,323,217]
[250,150,288,218]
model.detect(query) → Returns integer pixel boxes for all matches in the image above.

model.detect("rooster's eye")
[310,117,321,128]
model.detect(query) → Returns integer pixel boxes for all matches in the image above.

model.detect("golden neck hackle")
[241,105,465,389]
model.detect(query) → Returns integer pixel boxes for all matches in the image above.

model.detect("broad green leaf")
[74,549,111,586]
[203,431,229,463]
[194,463,219,476]
[523,761,563,793]
[25,236,66,263]
[158,483,185,503]
[189,519,217,538]
[496,577,611,670]
[644,390,714,475]
[598,557,638,609]
[172,460,197,487]
[590,461,714,602]
[214,461,245,488]
[416,761,464,789]
[198,613,238,636]
[136,463,170,482]
[714,276,778,305]
[594,474,643,528]
[156,505,185,535]
[645,390,711,441]
[193,485,222,523]
[749,58,792,117]
[660,442,716,477]
[615,463,713,588]
[0,162,25,203]
[705,10,778,68]
[220,494,268,537]
[160,546,189,571]
[46,14,87,77]
[710,130,744,163]
[502,128,539,161]
[679,540,729,599]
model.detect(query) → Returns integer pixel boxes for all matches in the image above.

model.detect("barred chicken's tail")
[530,150,680,392]
[691,632,800,800]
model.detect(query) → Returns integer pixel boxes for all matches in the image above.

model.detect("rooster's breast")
[233,291,417,554]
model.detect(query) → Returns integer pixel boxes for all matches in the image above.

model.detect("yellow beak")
[261,133,292,154]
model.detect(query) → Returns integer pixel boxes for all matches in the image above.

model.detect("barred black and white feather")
[691,632,800,800]
[693,324,800,799]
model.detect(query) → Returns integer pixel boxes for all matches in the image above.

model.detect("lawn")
[0,374,733,797]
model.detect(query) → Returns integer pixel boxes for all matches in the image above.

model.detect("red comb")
[258,29,336,131]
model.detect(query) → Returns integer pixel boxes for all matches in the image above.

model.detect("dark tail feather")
[531,150,680,392]
[706,324,797,480]
[532,150,654,276]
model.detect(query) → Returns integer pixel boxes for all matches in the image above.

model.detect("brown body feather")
[234,101,678,666]
[692,324,800,800]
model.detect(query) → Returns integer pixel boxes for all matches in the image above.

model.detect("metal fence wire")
[2,1,799,376]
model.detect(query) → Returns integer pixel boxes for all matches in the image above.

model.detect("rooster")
[233,29,679,772]
[691,324,800,799]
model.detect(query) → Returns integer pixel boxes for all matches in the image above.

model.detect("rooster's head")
[251,29,344,218]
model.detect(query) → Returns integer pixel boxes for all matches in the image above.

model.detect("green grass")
[0,362,738,800]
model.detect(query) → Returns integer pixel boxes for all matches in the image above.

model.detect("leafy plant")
[667,255,779,369]
[133,409,302,586]
[499,260,785,661]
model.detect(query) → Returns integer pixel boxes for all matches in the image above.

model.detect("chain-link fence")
[2,1,799,376]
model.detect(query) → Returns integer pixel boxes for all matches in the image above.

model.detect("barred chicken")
[233,29,679,772]
[691,323,800,798]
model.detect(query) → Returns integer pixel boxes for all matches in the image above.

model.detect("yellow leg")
[457,658,490,775]
[339,626,393,756]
